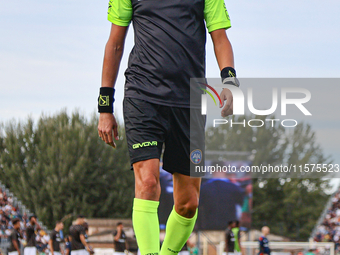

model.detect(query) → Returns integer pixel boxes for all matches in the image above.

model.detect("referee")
[48,221,64,255]
[98,0,239,254]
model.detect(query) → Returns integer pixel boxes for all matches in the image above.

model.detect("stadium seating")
[313,190,340,252]
[0,181,47,253]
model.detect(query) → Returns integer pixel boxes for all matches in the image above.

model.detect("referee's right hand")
[98,113,119,148]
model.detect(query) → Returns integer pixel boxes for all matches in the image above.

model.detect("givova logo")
[133,141,158,149]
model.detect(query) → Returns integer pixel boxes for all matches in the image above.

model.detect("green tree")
[0,110,134,229]
[205,115,331,240]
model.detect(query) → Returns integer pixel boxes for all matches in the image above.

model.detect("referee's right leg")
[133,159,161,255]
[123,98,166,255]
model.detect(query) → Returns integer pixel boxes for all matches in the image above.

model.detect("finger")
[227,102,233,116]
[98,130,104,141]
[221,96,233,117]
[219,91,226,108]
[105,130,116,148]
[109,130,116,148]
[113,124,119,141]
[225,107,233,116]
[103,132,110,144]
[224,100,234,116]
[106,129,114,144]
[109,141,116,148]
[219,96,224,108]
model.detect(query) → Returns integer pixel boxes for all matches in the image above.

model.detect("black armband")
[221,67,236,80]
[98,87,115,113]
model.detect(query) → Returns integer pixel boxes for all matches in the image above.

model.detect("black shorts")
[123,97,205,176]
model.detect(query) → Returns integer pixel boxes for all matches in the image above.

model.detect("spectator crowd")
[0,188,50,255]
[0,188,91,255]
[314,190,340,251]
[0,188,27,243]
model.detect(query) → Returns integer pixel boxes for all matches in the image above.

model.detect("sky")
[1,0,340,186]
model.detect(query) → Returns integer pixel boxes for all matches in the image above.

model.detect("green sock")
[133,198,160,255]
[160,207,198,255]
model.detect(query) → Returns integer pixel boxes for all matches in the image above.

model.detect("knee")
[134,161,160,200]
[138,175,159,195]
[176,198,199,218]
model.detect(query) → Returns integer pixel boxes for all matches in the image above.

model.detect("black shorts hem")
[162,165,205,177]
[130,155,160,167]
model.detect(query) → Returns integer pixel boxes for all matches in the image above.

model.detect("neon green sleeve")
[204,0,231,33]
[107,0,132,27]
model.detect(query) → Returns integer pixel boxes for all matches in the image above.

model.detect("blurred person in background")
[113,222,128,254]
[0,228,6,242]
[24,215,41,255]
[224,221,236,255]
[64,235,72,255]
[2,192,7,204]
[232,221,242,255]
[240,184,252,229]
[36,230,49,254]
[0,209,8,242]
[186,240,198,255]
[22,213,28,224]
[69,215,90,255]
[83,222,94,254]
[0,209,9,228]
[8,218,22,255]
[305,249,315,255]
[83,223,89,244]
[49,221,64,255]
[323,234,331,242]
[8,196,13,205]
[258,226,270,255]
[198,167,244,230]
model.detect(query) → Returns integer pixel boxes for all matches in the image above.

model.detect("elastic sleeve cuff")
[133,198,159,213]
[207,21,231,33]
[108,16,131,27]
[172,207,198,226]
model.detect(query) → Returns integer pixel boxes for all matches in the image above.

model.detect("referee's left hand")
[98,113,119,148]
[219,88,233,117]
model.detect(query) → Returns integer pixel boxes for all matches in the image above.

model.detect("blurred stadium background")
[0,111,337,255]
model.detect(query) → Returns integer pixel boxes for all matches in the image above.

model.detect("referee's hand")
[219,88,233,117]
[98,113,119,148]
